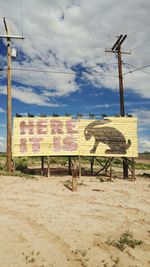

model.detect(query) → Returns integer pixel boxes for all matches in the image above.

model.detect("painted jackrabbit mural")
[84,120,131,154]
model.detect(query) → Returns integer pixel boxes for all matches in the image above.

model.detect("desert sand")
[0,174,150,267]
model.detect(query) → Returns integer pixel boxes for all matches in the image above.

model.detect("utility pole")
[0,17,25,173]
[105,35,131,178]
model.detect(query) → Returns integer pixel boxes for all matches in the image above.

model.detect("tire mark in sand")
[0,206,80,266]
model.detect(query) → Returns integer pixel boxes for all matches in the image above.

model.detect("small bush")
[106,230,143,251]
[15,158,28,172]
[0,162,5,171]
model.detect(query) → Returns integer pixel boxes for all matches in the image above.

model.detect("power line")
[128,22,150,38]
[123,64,150,76]
[125,64,135,80]
[131,37,150,51]
[125,63,150,76]
[0,67,117,78]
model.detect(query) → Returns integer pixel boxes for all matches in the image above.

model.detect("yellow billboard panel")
[12,117,138,157]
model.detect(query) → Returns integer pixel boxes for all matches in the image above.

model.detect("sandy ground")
[0,174,150,267]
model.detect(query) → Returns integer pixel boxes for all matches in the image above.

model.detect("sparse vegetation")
[71,249,89,267]
[101,255,120,267]
[0,152,149,179]
[64,179,72,186]
[141,173,150,179]
[106,230,143,251]
[22,250,40,264]
[110,255,120,267]
[15,157,28,172]
[96,175,112,182]
[0,169,37,179]
[0,162,5,171]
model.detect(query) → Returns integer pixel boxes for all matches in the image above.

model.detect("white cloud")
[0,136,5,152]
[0,107,6,113]
[0,142,6,152]
[0,0,149,100]
[131,110,150,129]
[0,85,61,106]
[139,139,150,152]
[129,109,150,152]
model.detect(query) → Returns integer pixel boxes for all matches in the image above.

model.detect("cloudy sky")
[0,0,150,152]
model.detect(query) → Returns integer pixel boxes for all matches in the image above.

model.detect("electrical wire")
[125,64,135,80]
[10,67,117,77]
[123,64,150,76]
[0,66,117,78]
[131,37,150,51]
[128,22,150,38]
[125,63,150,76]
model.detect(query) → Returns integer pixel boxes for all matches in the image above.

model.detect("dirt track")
[0,175,150,267]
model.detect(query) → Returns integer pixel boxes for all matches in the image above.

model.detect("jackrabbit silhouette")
[84,120,131,154]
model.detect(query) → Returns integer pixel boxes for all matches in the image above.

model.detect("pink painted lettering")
[19,138,27,153]
[53,136,61,152]
[20,120,34,135]
[66,120,78,134]
[29,138,43,153]
[50,120,63,134]
[63,136,78,151]
[36,120,48,134]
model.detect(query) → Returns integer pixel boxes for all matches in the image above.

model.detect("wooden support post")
[79,155,81,179]
[105,35,131,179]
[104,158,108,176]
[104,158,110,176]
[12,158,15,172]
[6,36,12,173]
[72,159,77,192]
[110,158,112,181]
[0,18,25,174]
[41,156,44,176]
[47,156,50,178]
[132,158,135,181]
[68,156,72,175]
[90,157,94,175]
[122,157,128,179]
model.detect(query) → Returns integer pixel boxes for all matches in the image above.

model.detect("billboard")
[12,117,138,157]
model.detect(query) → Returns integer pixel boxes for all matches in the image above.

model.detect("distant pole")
[118,45,128,178]
[6,27,12,173]
[105,35,131,179]
[3,17,12,173]
[118,47,125,116]
[0,17,25,173]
